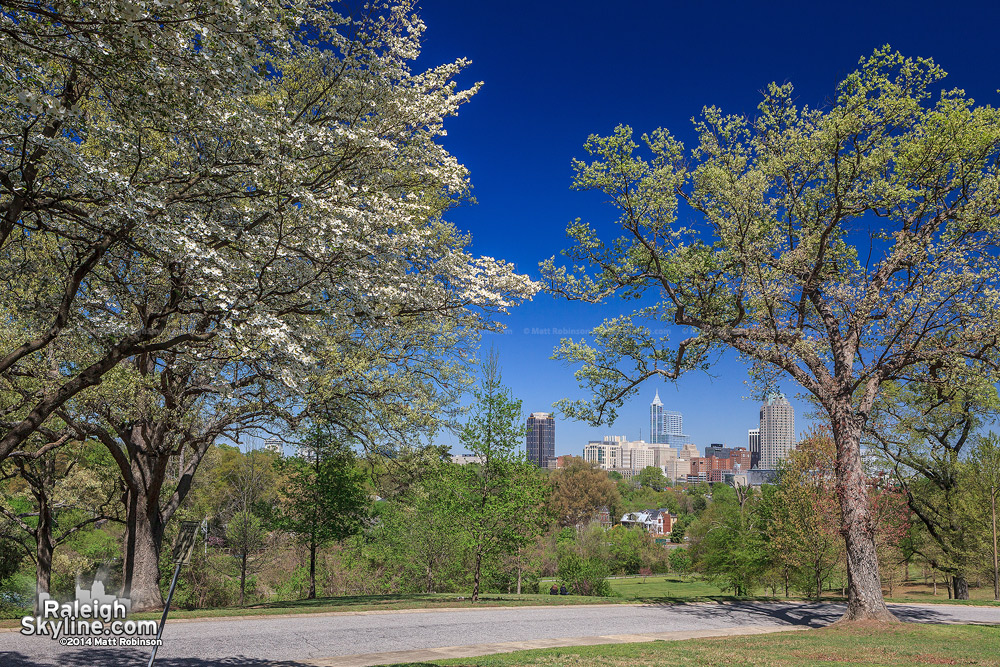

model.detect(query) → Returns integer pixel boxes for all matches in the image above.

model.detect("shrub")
[557,552,612,596]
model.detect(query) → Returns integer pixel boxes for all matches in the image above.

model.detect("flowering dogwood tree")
[0,0,535,456]
[2,0,538,609]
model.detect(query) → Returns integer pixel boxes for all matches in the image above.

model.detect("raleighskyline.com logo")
[19,577,160,645]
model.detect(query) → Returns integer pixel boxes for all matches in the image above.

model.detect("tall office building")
[759,393,795,469]
[526,412,555,468]
[747,428,760,469]
[650,390,689,446]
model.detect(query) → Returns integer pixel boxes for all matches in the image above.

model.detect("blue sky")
[413,1,1000,456]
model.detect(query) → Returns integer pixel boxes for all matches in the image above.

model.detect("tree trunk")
[240,551,247,605]
[34,525,53,614]
[120,483,137,601]
[103,420,212,613]
[472,552,482,602]
[517,565,522,595]
[952,574,969,600]
[15,462,57,614]
[121,484,165,612]
[830,408,897,622]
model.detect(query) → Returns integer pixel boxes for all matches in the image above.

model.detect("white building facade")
[759,393,795,469]
[584,436,678,474]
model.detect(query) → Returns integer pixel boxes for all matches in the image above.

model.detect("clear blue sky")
[413,1,1000,457]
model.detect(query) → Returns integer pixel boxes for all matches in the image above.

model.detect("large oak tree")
[543,48,1000,621]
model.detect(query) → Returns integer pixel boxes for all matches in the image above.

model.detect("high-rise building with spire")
[650,390,689,446]
[759,393,795,469]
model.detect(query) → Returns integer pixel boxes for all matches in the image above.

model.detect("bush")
[669,547,692,574]
[0,534,24,584]
[0,571,33,619]
[557,552,612,596]
[606,526,643,575]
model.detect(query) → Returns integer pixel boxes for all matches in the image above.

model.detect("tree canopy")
[1,0,539,611]
[0,0,538,463]
[544,47,1000,620]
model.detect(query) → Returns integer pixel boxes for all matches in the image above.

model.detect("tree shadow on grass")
[635,600,961,628]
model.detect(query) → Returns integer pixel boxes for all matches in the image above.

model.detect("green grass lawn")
[885,580,1000,606]
[604,574,1000,607]
[386,623,1000,667]
[606,575,737,602]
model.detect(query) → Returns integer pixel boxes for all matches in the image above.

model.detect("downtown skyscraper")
[759,392,795,469]
[526,412,555,468]
[747,428,760,468]
[650,390,689,446]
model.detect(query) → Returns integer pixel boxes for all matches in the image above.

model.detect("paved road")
[1,602,998,667]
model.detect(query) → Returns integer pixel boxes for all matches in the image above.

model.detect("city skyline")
[581,393,796,481]
[416,1,1000,463]
[442,387,811,460]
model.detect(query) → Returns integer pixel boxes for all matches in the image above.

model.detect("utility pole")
[992,484,998,602]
